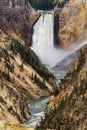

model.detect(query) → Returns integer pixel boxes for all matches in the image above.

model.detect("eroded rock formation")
[0,29,55,124]
[37,44,87,130]
[0,0,39,45]
[58,0,87,47]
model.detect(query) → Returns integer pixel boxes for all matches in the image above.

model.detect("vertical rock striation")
[58,0,87,47]
[0,0,39,45]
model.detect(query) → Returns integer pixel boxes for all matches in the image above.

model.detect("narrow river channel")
[25,96,50,128]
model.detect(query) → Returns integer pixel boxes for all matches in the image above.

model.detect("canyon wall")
[0,0,56,124]
[37,44,87,130]
[0,29,55,124]
[58,0,87,47]
[0,0,38,45]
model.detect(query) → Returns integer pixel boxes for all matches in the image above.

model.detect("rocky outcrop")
[47,45,87,109]
[0,30,31,123]
[0,29,55,123]
[0,0,39,45]
[54,12,60,46]
[0,80,31,123]
[55,0,87,47]
[37,45,87,130]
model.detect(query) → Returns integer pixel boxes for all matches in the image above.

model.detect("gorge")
[25,10,87,128]
[32,11,87,79]
[0,0,87,130]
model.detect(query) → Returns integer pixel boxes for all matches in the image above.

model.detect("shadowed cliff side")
[0,0,39,45]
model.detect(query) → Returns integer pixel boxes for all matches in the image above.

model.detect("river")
[25,11,87,128]
[25,96,50,128]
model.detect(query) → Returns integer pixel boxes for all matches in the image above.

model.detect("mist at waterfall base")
[32,10,87,91]
[32,43,84,67]
[33,43,69,67]
[25,12,87,128]
[32,11,87,79]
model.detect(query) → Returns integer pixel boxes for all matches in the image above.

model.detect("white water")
[25,97,50,128]
[32,12,87,68]
[32,11,54,66]
[27,11,87,128]
[32,11,87,82]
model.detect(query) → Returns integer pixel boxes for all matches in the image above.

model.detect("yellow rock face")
[0,122,34,130]
[59,0,87,47]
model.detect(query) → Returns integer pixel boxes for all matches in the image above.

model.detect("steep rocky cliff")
[0,79,31,123]
[0,0,56,126]
[36,45,87,130]
[0,0,87,129]
[56,0,87,47]
[0,0,38,45]
[0,30,55,124]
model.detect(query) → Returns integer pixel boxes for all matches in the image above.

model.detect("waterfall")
[32,11,54,66]
[32,12,54,48]
[32,11,87,68]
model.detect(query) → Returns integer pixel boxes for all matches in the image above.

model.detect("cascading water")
[32,11,54,66]
[32,11,54,48]
[26,11,87,128]
[32,11,87,68]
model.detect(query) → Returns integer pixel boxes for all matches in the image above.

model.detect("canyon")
[37,45,87,130]
[0,27,55,124]
[0,0,87,130]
